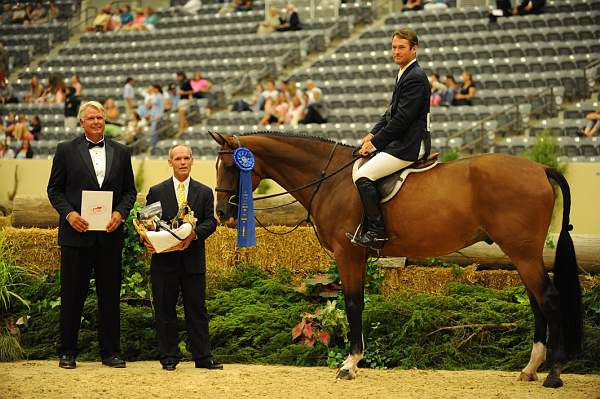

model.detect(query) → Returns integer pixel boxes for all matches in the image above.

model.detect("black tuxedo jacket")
[371,61,431,162]
[146,178,217,274]
[47,135,137,247]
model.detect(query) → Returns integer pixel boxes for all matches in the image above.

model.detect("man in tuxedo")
[143,144,220,371]
[47,100,137,369]
[349,27,431,250]
[276,3,302,31]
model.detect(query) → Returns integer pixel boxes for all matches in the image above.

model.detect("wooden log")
[11,195,59,228]
[405,234,600,274]
[11,193,148,228]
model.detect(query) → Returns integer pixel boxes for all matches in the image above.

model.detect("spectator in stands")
[257,7,280,35]
[452,70,476,106]
[103,98,124,137]
[176,71,194,133]
[123,77,136,115]
[260,91,285,126]
[29,115,42,141]
[440,75,457,107]
[429,73,446,106]
[3,112,17,142]
[88,5,112,32]
[0,78,17,104]
[263,79,279,102]
[0,141,15,159]
[64,86,80,128]
[48,0,60,23]
[140,7,158,30]
[15,139,33,159]
[235,0,253,12]
[70,74,82,97]
[300,90,327,124]
[190,70,212,99]
[277,4,302,31]
[11,4,28,24]
[25,74,44,103]
[489,0,545,23]
[29,1,48,25]
[578,103,600,138]
[0,4,12,25]
[144,84,165,147]
[164,83,179,112]
[287,95,305,126]
[110,7,123,31]
[304,80,322,105]
[123,7,145,31]
[0,42,9,81]
[232,83,265,112]
[402,0,424,11]
[121,4,134,26]
[43,74,66,104]
[14,114,34,142]
[123,111,147,145]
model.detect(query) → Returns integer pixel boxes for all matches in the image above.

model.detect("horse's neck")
[253,137,350,206]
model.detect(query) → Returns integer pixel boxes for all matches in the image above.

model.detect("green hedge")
[6,263,600,372]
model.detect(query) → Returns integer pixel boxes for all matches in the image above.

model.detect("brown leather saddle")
[356,152,440,202]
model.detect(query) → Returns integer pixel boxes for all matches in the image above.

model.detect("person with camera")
[143,144,220,371]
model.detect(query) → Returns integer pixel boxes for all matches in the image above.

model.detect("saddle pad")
[352,160,439,203]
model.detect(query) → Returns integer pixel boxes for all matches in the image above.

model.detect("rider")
[349,27,431,250]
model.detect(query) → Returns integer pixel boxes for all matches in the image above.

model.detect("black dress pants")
[151,265,210,365]
[59,243,122,358]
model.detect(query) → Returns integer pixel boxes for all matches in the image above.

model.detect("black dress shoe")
[162,363,177,371]
[102,354,126,368]
[59,354,76,369]
[195,358,223,370]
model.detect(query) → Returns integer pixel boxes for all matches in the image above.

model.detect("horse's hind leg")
[513,259,566,388]
[518,292,547,382]
[334,249,367,380]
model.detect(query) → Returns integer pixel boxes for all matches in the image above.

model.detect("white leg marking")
[519,342,546,381]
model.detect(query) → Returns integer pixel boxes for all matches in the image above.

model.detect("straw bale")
[381,265,524,296]
[205,226,332,277]
[3,226,60,273]
[0,216,11,229]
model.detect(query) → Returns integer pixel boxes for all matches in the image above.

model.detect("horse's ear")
[208,131,225,145]
[208,131,239,149]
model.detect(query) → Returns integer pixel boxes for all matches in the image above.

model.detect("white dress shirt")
[396,58,417,83]
[86,137,106,187]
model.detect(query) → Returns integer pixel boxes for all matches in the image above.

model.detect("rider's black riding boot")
[350,177,388,250]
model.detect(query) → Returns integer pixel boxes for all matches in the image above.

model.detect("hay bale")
[381,265,524,296]
[3,227,60,273]
[205,226,331,277]
[0,216,11,229]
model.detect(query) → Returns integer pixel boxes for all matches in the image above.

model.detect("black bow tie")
[88,140,105,149]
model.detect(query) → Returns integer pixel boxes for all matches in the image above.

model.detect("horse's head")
[209,132,262,227]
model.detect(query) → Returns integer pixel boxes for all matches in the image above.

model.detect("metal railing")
[453,86,562,154]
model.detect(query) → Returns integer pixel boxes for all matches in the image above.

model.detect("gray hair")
[78,101,106,121]
[169,144,193,159]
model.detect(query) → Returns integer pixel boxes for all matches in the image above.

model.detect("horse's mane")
[239,131,355,149]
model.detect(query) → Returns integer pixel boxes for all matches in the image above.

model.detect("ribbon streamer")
[233,147,256,247]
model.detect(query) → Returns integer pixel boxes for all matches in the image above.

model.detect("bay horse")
[209,131,582,388]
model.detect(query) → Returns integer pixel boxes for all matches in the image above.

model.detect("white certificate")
[81,190,113,231]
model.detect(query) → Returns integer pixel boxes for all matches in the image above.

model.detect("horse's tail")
[545,167,583,359]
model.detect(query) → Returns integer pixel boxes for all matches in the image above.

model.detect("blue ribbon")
[233,147,256,247]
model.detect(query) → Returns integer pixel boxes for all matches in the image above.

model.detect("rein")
[216,140,361,239]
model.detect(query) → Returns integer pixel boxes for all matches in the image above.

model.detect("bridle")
[214,137,361,239]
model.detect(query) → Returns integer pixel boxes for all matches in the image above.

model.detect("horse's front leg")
[334,249,367,380]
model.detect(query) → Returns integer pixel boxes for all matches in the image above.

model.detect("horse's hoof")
[336,368,355,380]
[542,375,563,388]
[517,372,538,382]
